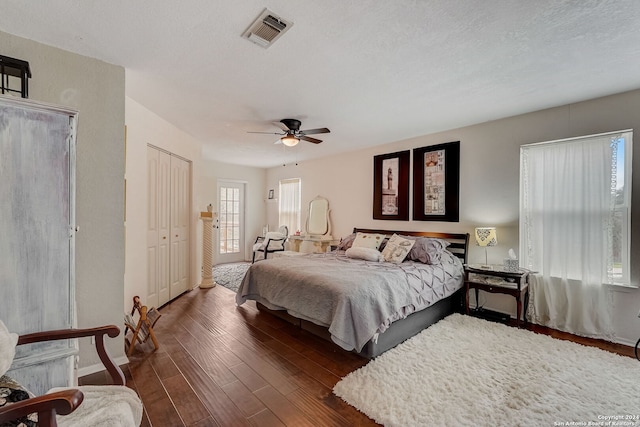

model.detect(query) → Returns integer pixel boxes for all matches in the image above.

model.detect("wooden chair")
[252,225,288,262]
[0,325,142,427]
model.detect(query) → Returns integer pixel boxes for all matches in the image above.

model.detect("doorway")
[217,181,246,263]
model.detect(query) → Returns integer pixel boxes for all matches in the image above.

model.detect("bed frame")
[256,228,470,359]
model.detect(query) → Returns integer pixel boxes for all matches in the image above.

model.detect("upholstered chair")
[0,321,143,427]
[252,225,289,262]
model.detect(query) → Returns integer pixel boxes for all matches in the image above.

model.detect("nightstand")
[464,264,530,327]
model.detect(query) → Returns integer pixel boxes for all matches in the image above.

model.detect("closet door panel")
[146,147,159,307]
[170,156,190,298]
[157,151,171,306]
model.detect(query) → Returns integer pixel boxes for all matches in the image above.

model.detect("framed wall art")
[413,141,460,222]
[373,150,410,220]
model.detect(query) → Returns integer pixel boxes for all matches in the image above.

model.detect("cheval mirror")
[305,195,332,238]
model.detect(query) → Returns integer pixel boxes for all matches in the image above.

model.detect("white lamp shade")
[281,136,299,146]
[475,227,497,247]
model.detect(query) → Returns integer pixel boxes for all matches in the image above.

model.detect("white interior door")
[147,147,171,307]
[170,156,190,298]
[217,181,245,263]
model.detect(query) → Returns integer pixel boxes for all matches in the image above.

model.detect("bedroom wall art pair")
[372,141,460,222]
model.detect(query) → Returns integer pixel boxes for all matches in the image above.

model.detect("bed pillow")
[337,233,357,251]
[381,234,415,263]
[407,237,450,264]
[351,232,386,250]
[345,247,385,262]
[0,320,18,377]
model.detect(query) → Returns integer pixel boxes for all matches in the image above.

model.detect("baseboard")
[479,305,637,349]
[77,355,129,379]
[469,307,510,324]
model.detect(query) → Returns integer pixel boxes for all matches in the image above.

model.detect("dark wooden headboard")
[353,227,470,264]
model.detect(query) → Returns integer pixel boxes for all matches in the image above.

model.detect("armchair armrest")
[264,236,286,249]
[254,236,265,244]
[0,389,83,426]
[17,325,125,386]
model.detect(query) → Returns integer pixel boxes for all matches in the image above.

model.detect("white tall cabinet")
[147,145,191,307]
[0,96,77,395]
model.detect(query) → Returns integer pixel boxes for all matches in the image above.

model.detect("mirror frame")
[305,195,332,237]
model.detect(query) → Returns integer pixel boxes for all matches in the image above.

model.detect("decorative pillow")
[345,247,384,262]
[377,237,390,252]
[0,374,37,426]
[351,232,386,250]
[407,237,450,264]
[0,320,18,377]
[381,234,415,263]
[337,233,357,251]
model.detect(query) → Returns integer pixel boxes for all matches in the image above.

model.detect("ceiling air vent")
[242,9,293,48]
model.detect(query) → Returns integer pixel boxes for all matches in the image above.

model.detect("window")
[279,178,301,235]
[520,130,633,286]
[219,186,240,254]
[611,134,632,284]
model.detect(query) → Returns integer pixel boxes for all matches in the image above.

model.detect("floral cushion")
[0,375,37,427]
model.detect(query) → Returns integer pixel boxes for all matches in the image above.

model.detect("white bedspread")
[236,251,464,353]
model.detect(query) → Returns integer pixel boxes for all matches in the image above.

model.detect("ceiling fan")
[248,119,330,146]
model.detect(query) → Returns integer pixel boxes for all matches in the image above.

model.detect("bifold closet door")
[147,147,171,307]
[148,146,190,307]
[170,156,190,299]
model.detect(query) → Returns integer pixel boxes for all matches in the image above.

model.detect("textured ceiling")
[1,1,640,167]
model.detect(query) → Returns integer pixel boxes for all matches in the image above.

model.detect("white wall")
[0,31,127,369]
[124,97,202,309]
[125,97,266,307]
[266,88,640,346]
[199,161,266,263]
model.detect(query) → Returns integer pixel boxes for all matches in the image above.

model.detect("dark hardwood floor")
[80,285,635,426]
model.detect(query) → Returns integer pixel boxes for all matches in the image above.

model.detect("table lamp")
[475,227,497,267]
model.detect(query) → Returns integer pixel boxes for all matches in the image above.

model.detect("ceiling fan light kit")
[281,135,299,146]
[247,118,331,147]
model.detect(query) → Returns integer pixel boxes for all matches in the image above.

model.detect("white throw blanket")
[48,385,143,427]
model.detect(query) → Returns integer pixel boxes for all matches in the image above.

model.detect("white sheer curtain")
[520,134,615,339]
[279,178,300,235]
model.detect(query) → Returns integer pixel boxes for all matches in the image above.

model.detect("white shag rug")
[212,262,250,292]
[333,313,640,427]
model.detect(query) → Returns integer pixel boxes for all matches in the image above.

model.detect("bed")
[236,228,469,358]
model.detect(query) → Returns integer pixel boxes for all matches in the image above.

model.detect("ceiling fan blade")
[300,135,323,144]
[273,121,290,131]
[247,131,285,135]
[299,127,330,136]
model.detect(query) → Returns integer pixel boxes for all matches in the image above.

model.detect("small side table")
[288,235,339,253]
[464,264,530,327]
